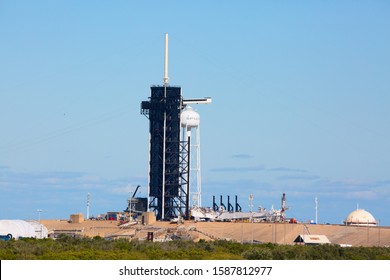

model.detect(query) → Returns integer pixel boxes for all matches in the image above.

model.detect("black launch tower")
[140,34,211,221]
[141,85,189,221]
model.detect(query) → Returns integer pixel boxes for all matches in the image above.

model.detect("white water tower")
[181,106,202,207]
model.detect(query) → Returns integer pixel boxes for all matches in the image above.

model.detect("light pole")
[378,219,381,246]
[37,209,43,238]
[315,196,318,224]
[87,193,90,220]
[37,209,42,223]
[241,212,244,244]
[129,187,133,221]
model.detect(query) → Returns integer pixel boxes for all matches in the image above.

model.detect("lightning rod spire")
[163,33,169,85]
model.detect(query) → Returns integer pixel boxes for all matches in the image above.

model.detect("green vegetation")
[1,236,389,260]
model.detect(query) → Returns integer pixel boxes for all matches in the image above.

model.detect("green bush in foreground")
[1,236,389,260]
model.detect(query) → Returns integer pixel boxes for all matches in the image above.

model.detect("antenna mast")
[163,33,169,85]
[315,196,318,224]
[87,193,90,220]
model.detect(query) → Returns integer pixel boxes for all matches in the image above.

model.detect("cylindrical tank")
[181,106,200,128]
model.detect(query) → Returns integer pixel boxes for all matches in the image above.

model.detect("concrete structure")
[40,219,390,247]
[141,212,156,225]
[70,213,84,224]
[344,209,377,226]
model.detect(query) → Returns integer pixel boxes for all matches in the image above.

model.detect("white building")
[344,209,377,226]
[0,220,48,239]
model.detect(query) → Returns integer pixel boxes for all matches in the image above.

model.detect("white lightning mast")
[163,33,169,85]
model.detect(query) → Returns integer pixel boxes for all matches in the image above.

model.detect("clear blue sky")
[1,1,389,225]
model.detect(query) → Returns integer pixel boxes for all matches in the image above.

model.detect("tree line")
[0,235,389,260]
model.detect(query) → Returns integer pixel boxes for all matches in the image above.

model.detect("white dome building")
[344,209,377,226]
[0,220,48,239]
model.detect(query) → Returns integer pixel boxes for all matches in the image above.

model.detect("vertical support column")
[196,124,201,207]
[186,135,191,219]
[161,85,167,220]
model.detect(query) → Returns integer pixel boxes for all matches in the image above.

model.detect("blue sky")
[1,1,389,225]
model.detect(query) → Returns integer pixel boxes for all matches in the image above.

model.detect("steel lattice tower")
[141,85,189,220]
[140,34,211,221]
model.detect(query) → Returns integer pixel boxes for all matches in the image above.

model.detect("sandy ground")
[41,219,390,247]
